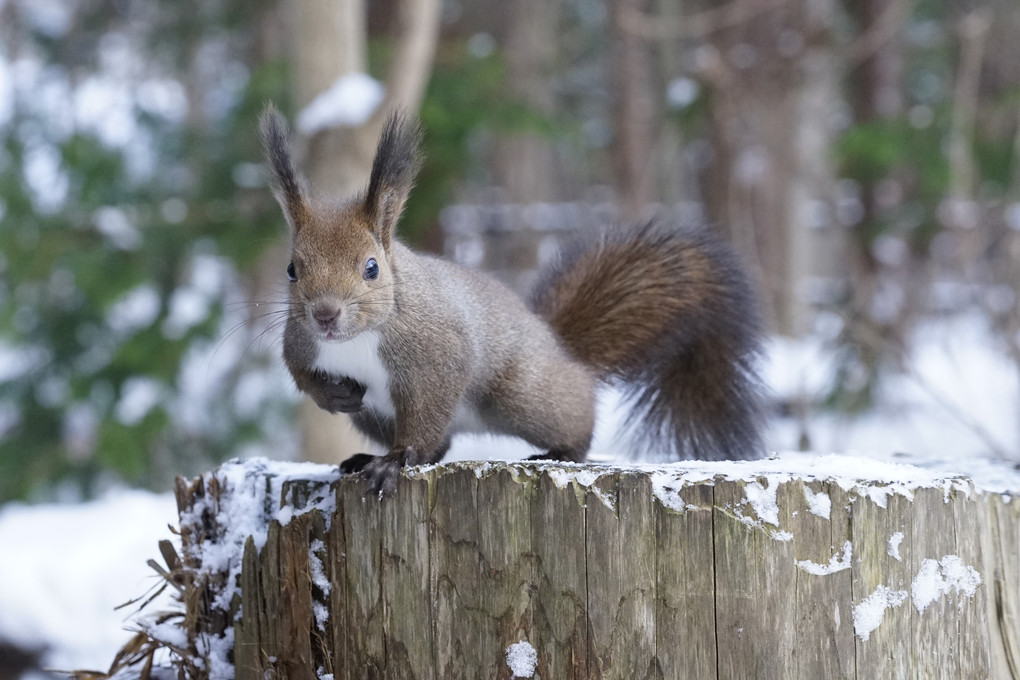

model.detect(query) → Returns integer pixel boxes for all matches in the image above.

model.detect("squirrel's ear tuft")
[259,104,307,231]
[364,111,422,251]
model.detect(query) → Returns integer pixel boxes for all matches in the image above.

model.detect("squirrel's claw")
[339,449,409,498]
[362,455,401,497]
[338,452,375,475]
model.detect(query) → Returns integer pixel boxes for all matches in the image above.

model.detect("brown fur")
[261,107,763,493]
[532,221,764,460]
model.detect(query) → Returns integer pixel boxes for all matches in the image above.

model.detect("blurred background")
[1,0,1020,674]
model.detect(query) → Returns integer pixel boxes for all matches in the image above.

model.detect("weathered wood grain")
[911,487,964,680]
[430,465,482,679]
[654,481,716,679]
[278,515,318,680]
[953,489,989,677]
[327,485,348,680]
[380,472,433,680]
[340,475,384,679]
[851,489,914,678]
[474,467,534,680]
[982,494,1020,678]
[234,537,261,680]
[530,470,587,679]
[173,461,1011,680]
[789,480,853,680]
[713,477,797,680]
[584,472,658,680]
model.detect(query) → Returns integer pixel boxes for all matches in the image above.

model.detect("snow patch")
[468,461,494,478]
[887,531,904,561]
[797,540,852,575]
[179,458,338,595]
[139,619,189,651]
[650,472,689,512]
[767,318,1020,497]
[545,465,614,508]
[853,585,909,641]
[0,490,179,670]
[177,458,340,676]
[505,640,538,678]
[650,453,969,506]
[803,485,832,518]
[742,478,780,526]
[312,601,329,633]
[546,466,602,489]
[195,626,234,679]
[309,539,331,596]
[450,453,977,529]
[296,73,385,135]
[911,555,982,614]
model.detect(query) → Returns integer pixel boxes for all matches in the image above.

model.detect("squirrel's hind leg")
[526,446,588,463]
[488,354,596,464]
[496,385,596,464]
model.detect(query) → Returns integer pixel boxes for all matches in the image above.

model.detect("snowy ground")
[0,489,179,676]
[2,317,1020,676]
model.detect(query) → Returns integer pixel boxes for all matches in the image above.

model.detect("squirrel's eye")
[364,257,379,281]
[286,262,297,282]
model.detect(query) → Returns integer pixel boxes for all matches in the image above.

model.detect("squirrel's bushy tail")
[530,221,765,461]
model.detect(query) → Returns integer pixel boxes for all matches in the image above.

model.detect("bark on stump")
[173,459,1018,679]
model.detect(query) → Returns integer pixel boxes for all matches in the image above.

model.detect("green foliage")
[0,3,292,503]
[836,113,951,247]
[402,42,512,242]
[972,88,1020,193]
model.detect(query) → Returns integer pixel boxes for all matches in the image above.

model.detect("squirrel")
[260,106,765,495]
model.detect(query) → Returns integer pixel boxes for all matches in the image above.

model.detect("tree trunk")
[166,458,1008,679]
[698,0,834,335]
[492,0,560,204]
[609,0,661,220]
[840,0,915,404]
[786,0,840,336]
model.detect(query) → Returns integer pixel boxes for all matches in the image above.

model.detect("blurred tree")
[618,0,840,334]
[0,0,293,502]
[492,0,561,204]
[836,0,915,411]
[609,0,660,218]
[696,0,835,335]
[829,0,1020,415]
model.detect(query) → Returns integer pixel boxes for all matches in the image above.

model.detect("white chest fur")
[313,331,395,419]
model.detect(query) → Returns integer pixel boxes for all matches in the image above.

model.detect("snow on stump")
[167,456,1017,679]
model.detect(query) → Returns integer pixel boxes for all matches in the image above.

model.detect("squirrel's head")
[260,106,422,342]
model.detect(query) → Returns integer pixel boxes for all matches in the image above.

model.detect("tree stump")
[169,457,1017,679]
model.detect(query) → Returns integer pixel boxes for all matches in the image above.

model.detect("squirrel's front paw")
[313,375,366,414]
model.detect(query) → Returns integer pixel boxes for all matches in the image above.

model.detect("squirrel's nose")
[312,303,341,328]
